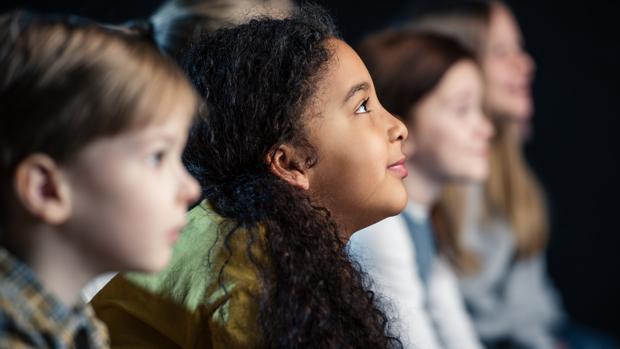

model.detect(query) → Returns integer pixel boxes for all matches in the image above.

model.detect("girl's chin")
[493,106,532,123]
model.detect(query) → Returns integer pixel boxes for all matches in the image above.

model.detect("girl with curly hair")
[92,5,408,349]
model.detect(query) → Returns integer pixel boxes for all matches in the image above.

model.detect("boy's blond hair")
[0,11,196,239]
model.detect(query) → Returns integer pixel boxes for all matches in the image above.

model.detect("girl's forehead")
[316,41,372,97]
[323,38,356,65]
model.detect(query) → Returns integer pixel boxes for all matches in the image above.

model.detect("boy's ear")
[13,154,72,224]
[266,144,310,190]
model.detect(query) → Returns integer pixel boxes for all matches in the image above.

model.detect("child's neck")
[404,161,442,209]
[11,225,98,308]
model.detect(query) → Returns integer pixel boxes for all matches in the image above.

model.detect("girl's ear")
[13,154,72,224]
[266,144,310,190]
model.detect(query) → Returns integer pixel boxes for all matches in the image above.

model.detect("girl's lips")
[388,158,408,178]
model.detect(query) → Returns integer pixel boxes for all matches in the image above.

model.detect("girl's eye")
[146,150,166,167]
[355,98,370,114]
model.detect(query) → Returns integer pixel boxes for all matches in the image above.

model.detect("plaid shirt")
[0,247,109,349]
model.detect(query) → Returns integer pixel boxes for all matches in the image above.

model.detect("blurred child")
[0,11,199,348]
[411,1,619,348]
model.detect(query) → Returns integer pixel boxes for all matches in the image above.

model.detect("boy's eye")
[355,98,370,114]
[146,150,166,167]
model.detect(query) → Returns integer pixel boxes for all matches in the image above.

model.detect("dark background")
[3,0,619,341]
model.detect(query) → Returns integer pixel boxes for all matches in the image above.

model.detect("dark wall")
[2,0,619,339]
[0,0,160,22]
[508,0,620,337]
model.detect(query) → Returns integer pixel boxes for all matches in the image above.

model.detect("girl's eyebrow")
[342,81,370,105]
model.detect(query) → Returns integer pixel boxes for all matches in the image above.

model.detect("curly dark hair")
[179,5,402,349]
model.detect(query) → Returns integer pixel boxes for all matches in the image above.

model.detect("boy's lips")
[387,158,408,178]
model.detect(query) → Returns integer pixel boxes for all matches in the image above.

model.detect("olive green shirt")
[91,202,266,349]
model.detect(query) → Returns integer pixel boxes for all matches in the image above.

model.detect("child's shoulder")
[91,202,268,347]
[116,200,268,311]
[0,248,108,348]
[178,199,268,267]
[0,283,39,346]
[0,249,42,337]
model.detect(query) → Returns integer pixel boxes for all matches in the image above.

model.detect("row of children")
[2,1,618,348]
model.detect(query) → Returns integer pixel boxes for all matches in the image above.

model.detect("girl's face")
[482,4,535,122]
[62,102,200,273]
[306,39,409,237]
[409,60,493,183]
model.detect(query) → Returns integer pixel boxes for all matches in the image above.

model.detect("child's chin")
[374,198,408,225]
[390,189,409,215]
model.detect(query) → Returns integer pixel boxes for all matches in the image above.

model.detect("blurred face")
[482,4,535,122]
[409,60,493,183]
[62,104,200,273]
[306,39,409,236]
